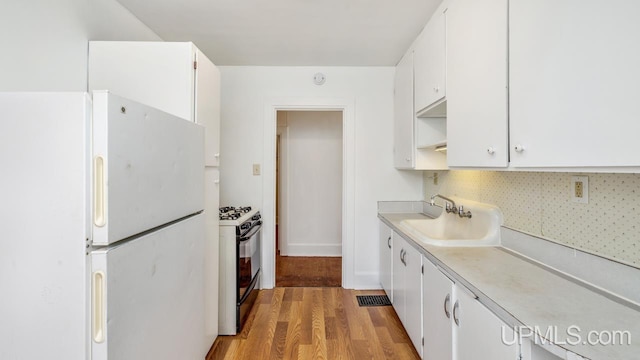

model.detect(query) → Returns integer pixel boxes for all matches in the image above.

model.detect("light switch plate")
[571,176,589,204]
[253,164,261,176]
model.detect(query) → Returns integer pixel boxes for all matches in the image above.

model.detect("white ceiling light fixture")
[313,72,326,85]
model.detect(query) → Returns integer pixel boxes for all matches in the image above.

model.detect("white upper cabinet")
[194,48,221,167]
[446,0,508,168]
[414,3,447,115]
[394,51,416,169]
[394,46,448,170]
[89,41,221,166]
[509,0,640,168]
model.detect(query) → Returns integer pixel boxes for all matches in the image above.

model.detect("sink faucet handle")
[458,205,472,219]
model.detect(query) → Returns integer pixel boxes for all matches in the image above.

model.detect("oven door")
[237,224,261,301]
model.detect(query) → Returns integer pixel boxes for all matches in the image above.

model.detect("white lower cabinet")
[392,233,423,357]
[422,257,519,360]
[454,284,519,360]
[379,221,393,302]
[422,260,453,360]
[521,339,587,360]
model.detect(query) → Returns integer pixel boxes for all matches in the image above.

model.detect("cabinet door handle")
[444,293,451,319]
[387,236,391,249]
[514,144,525,153]
[453,300,460,326]
[399,249,404,264]
[487,147,495,155]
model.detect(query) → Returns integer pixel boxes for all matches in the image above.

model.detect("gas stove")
[218,206,263,335]
[219,206,253,220]
[219,206,260,226]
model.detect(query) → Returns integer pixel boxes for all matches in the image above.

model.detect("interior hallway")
[276,254,341,287]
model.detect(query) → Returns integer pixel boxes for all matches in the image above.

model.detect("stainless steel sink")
[398,197,503,247]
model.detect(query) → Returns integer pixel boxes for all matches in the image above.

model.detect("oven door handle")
[238,223,262,242]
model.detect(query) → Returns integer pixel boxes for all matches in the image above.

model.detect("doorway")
[275,110,342,287]
[261,98,355,290]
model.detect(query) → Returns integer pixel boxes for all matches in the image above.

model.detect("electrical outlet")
[433,172,438,185]
[252,164,261,176]
[571,176,589,204]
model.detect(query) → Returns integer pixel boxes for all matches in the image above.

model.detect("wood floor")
[207,288,419,360]
[276,255,342,287]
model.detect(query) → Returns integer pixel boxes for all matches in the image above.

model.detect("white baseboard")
[285,243,342,257]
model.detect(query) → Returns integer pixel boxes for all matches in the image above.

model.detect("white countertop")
[379,212,640,360]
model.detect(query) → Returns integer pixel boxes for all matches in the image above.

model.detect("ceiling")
[115,0,442,66]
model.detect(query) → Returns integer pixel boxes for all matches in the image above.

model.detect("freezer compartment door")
[90,214,205,360]
[92,91,204,246]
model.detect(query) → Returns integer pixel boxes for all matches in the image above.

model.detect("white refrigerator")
[0,91,206,360]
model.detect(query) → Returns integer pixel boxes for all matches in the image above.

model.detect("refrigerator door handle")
[94,156,106,227]
[92,271,106,343]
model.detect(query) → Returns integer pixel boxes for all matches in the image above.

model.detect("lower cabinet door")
[454,284,518,360]
[379,221,393,302]
[423,259,453,360]
[404,244,423,356]
[392,234,406,324]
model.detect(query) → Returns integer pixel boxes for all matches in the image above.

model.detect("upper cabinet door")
[89,42,195,122]
[446,0,509,168]
[509,0,640,167]
[92,92,204,246]
[414,4,447,114]
[394,51,415,169]
[194,48,221,166]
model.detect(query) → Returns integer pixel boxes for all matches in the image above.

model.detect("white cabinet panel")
[446,0,508,168]
[454,284,518,360]
[423,260,453,360]
[414,5,446,113]
[90,214,205,360]
[404,244,423,356]
[392,234,407,324]
[195,48,221,166]
[89,41,220,166]
[379,221,393,302]
[391,233,423,357]
[204,168,220,348]
[89,42,194,122]
[91,92,204,246]
[394,51,415,169]
[509,0,640,167]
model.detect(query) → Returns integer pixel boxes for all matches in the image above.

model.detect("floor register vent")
[356,295,392,307]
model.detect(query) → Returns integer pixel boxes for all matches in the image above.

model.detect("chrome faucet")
[429,194,458,214]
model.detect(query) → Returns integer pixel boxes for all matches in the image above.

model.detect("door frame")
[262,98,355,289]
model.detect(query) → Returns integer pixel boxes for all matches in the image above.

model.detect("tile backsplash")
[423,171,640,267]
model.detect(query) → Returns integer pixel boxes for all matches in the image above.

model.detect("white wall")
[281,111,343,257]
[0,0,160,91]
[219,66,424,288]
